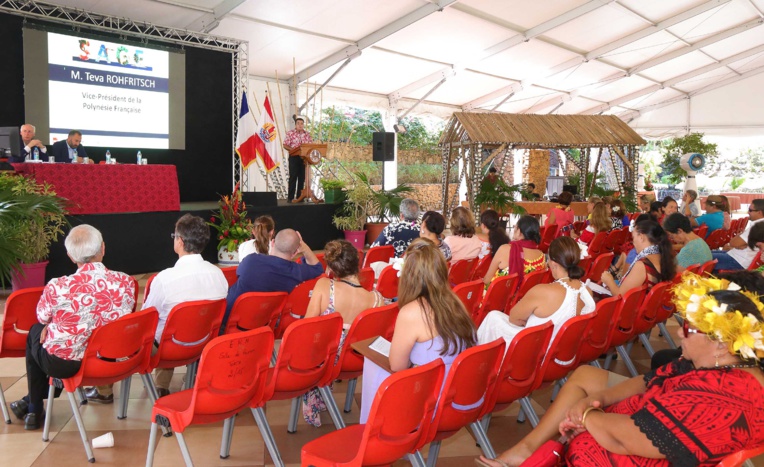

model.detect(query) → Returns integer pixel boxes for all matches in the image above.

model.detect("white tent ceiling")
[39,0,764,138]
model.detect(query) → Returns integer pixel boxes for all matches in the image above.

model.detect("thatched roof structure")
[440,113,646,148]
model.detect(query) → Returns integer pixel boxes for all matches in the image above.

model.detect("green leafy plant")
[320,178,346,190]
[208,184,253,252]
[659,133,718,185]
[475,177,526,216]
[332,176,375,231]
[356,172,414,223]
[730,176,745,191]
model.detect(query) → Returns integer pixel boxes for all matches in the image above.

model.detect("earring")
[715,353,719,368]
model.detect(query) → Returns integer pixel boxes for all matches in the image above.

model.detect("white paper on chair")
[369,336,392,357]
[585,279,612,296]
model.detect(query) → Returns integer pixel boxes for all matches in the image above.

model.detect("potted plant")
[355,172,414,245]
[475,176,527,220]
[320,178,346,204]
[208,184,253,265]
[0,173,68,290]
[332,176,374,250]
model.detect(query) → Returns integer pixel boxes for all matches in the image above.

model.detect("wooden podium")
[293,143,327,203]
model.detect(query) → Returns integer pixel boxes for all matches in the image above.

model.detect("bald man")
[9,124,48,163]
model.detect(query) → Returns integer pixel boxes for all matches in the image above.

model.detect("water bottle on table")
[137,151,142,165]
[106,150,112,164]
[33,147,39,161]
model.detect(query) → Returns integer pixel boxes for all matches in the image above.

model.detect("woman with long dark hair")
[483,215,544,286]
[477,209,510,259]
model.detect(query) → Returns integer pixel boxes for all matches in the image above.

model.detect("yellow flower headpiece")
[673,272,764,361]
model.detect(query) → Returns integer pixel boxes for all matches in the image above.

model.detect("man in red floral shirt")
[10,224,136,430]
[282,116,312,202]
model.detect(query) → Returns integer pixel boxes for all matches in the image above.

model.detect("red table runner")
[13,163,180,215]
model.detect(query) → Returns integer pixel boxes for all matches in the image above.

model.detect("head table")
[12,162,180,215]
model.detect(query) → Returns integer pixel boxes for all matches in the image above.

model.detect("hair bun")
[567,265,585,280]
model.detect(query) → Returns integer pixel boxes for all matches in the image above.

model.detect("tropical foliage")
[659,133,718,185]
[208,184,253,252]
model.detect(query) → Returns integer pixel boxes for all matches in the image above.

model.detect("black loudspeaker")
[241,191,277,207]
[372,132,395,162]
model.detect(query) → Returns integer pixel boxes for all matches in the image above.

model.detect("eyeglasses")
[749,208,760,213]
[682,320,704,337]
[170,233,182,240]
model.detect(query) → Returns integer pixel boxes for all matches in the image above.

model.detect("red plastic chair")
[274,276,321,339]
[0,287,44,423]
[146,328,274,466]
[143,273,157,303]
[223,291,288,334]
[584,252,614,283]
[508,269,547,309]
[518,313,596,426]
[604,285,648,377]
[717,444,764,466]
[577,256,592,277]
[453,280,484,323]
[601,229,621,254]
[576,295,622,366]
[539,224,557,253]
[220,265,238,287]
[695,224,709,239]
[475,274,519,325]
[235,314,344,466]
[573,221,585,235]
[699,259,718,276]
[586,231,608,258]
[320,303,399,415]
[362,245,395,268]
[298,253,327,270]
[145,299,227,396]
[42,308,159,463]
[376,264,399,300]
[631,281,672,357]
[358,267,374,291]
[448,257,478,286]
[301,360,445,467]
[705,229,726,249]
[748,250,764,271]
[471,254,493,281]
[414,340,506,464]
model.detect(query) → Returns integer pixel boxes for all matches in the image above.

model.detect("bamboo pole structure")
[316,83,324,142]
[326,105,336,146]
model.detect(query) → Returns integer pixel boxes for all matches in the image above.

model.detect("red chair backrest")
[539,224,557,253]
[362,245,395,269]
[335,304,399,380]
[705,230,726,249]
[131,278,139,312]
[632,281,672,336]
[471,254,493,281]
[483,322,554,414]
[421,340,505,445]
[151,299,226,369]
[534,312,596,386]
[511,269,547,307]
[354,360,445,466]
[359,267,375,291]
[143,273,157,304]
[452,280,484,322]
[376,265,399,300]
[607,285,648,349]
[476,274,519,325]
[448,257,478,286]
[749,250,764,271]
[577,256,592,276]
[298,253,327,271]
[220,266,238,288]
[275,276,322,338]
[602,229,621,253]
[717,443,764,466]
[0,287,44,358]
[699,259,717,276]
[585,252,615,283]
[267,313,344,399]
[224,292,288,335]
[696,224,709,239]
[573,221,585,235]
[577,295,621,365]
[587,231,608,258]
[66,308,159,391]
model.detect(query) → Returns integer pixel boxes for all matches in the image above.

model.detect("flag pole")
[326,105,336,144]
[253,90,270,192]
[317,84,324,143]
[274,70,288,158]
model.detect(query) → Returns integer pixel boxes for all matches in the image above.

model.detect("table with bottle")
[12,150,180,215]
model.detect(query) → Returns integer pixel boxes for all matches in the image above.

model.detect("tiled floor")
[1,274,762,466]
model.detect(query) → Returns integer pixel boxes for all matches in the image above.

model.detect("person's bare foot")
[476,441,535,467]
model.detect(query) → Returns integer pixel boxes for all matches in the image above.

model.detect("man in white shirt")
[85,214,228,402]
[9,124,47,162]
[711,199,764,272]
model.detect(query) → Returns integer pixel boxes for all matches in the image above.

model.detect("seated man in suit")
[9,124,48,163]
[51,130,90,163]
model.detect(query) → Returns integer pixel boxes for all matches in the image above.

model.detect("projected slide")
[47,32,169,149]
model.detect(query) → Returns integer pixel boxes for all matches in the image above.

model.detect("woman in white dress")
[237,215,274,261]
[477,236,595,347]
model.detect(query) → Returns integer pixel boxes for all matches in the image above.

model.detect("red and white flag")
[235,91,258,169]
[255,94,280,172]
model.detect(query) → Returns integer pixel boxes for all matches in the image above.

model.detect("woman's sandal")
[474,458,509,467]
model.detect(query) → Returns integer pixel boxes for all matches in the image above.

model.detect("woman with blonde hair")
[575,202,610,247]
[238,215,274,261]
[359,238,475,422]
[444,206,483,262]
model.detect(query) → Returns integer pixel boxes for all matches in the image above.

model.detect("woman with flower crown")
[477,272,764,467]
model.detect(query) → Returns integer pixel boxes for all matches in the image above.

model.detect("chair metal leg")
[252,407,284,467]
[517,405,526,423]
[270,348,278,366]
[519,396,540,427]
[184,362,198,391]
[550,376,567,402]
[426,441,441,467]
[77,387,87,406]
[480,413,492,432]
[589,359,603,368]
[616,345,639,377]
[470,421,496,459]
[287,396,300,433]
[409,452,426,467]
[140,374,171,437]
[658,322,677,348]
[639,332,655,357]
[118,377,132,419]
[0,386,11,424]
[42,384,55,442]
[318,386,346,429]
[175,431,194,467]
[68,391,95,463]
[603,350,615,370]
[220,416,235,459]
[146,422,159,467]
[343,378,357,413]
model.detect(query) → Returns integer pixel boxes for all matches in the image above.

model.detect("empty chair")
[584,252,615,283]
[748,250,764,271]
[603,285,649,376]
[0,287,44,424]
[631,281,672,357]
[146,328,273,467]
[586,231,608,258]
[471,254,493,281]
[42,308,158,463]
[300,360,445,467]
[223,291,288,334]
[538,224,557,253]
[376,264,399,300]
[448,257,478,286]
[273,276,321,339]
[362,245,395,268]
[452,280,484,323]
[474,274,519,326]
[576,295,622,367]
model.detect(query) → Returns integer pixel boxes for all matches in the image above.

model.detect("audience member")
[370,198,421,257]
[476,209,509,259]
[680,189,700,217]
[710,199,764,271]
[662,212,712,272]
[9,124,47,163]
[483,215,544,287]
[444,206,483,262]
[420,211,451,260]
[612,199,630,227]
[10,225,136,429]
[609,199,625,229]
[719,194,732,230]
[544,191,574,233]
[638,194,651,213]
[649,201,663,221]
[359,238,475,423]
[51,130,90,163]
[575,202,610,248]
[613,213,656,277]
[690,195,724,237]
[478,237,594,347]
[238,215,275,262]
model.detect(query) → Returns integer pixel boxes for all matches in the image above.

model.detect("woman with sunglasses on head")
[478,272,764,467]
